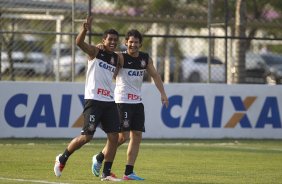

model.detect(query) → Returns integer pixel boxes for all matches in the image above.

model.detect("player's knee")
[118,137,127,145]
[78,135,92,145]
[118,134,129,145]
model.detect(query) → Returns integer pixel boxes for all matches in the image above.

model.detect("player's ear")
[124,39,129,46]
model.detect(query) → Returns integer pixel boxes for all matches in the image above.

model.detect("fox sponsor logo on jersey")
[128,93,141,100]
[97,88,111,97]
[162,95,282,129]
[99,61,115,73]
[128,70,144,77]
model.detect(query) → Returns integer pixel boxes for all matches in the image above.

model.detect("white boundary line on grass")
[0,177,71,184]
[140,142,282,152]
[3,142,282,152]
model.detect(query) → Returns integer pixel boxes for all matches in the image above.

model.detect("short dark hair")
[125,29,143,43]
[103,29,119,39]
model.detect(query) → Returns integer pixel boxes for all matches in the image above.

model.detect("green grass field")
[0,139,282,184]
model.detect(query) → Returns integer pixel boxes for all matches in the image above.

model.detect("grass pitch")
[0,139,282,184]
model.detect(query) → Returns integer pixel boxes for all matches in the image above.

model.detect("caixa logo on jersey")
[161,95,282,128]
[4,93,84,128]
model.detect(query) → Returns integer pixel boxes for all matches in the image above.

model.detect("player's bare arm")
[146,57,169,107]
[113,53,124,79]
[76,16,98,60]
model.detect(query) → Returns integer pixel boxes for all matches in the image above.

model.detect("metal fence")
[1,0,282,84]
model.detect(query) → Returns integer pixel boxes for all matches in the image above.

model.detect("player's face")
[126,36,141,55]
[103,34,118,52]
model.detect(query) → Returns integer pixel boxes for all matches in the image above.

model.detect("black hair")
[103,29,119,39]
[125,29,143,43]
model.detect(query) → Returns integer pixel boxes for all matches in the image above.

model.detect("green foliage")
[148,0,177,15]
[0,139,282,184]
[270,45,282,54]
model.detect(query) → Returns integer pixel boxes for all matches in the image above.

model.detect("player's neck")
[104,49,114,54]
[127,50,139,57]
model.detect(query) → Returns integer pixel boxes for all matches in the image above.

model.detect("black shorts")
[117,103,145,132]
[82,99,120,135]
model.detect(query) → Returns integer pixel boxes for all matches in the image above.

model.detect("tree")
[233,0,246,83]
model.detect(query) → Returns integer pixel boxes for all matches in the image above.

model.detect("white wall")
[0,82,281,139]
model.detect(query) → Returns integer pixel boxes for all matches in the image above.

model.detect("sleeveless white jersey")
[115,52,149,104]
[84,49,118,101]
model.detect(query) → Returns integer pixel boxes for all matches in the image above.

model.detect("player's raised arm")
[76,16,98,60]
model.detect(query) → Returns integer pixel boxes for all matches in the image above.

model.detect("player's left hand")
[161,95,169,108]
[83,15,93,31]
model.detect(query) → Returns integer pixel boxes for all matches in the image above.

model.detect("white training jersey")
[84,49,118,101]
[115,51,149,104]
